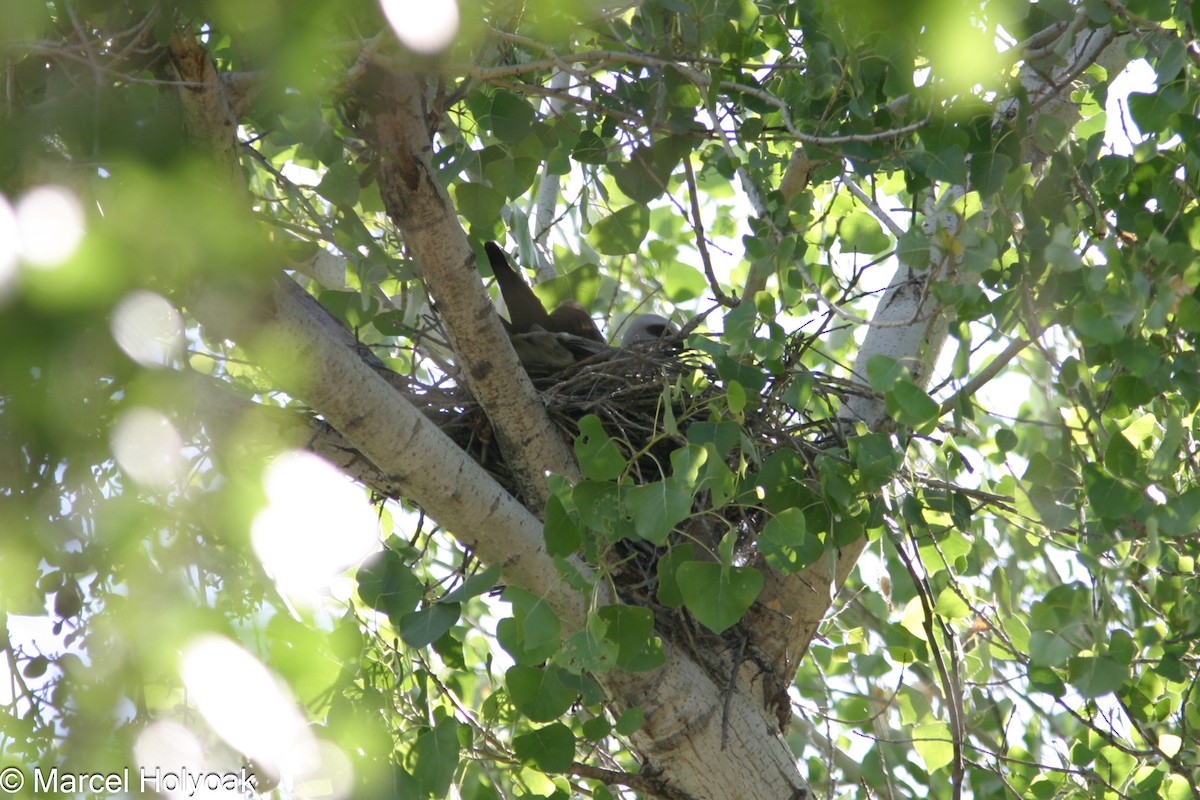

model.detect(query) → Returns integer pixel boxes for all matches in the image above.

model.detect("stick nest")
[393,332,855,691]
[412,334,850,544]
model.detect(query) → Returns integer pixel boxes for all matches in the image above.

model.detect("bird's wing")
[485,241,551,333]
[509,330,580,374]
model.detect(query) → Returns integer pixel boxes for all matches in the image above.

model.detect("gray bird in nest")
[620,313,679,347]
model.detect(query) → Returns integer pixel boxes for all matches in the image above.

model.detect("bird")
[621,313,679,347]
[485,242,608,373]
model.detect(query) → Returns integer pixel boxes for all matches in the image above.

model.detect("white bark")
[844,17,1124,428]
[529,69,573,281]
[357,67,579,507]
[190,271,808,800]
[351,63,808,800]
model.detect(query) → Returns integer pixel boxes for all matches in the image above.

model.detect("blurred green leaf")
[588,205,651,255]
[490,92,537,143]
[400,603,461,649]
[597,605,665,672]
[411,717,461,797]
[357,550,425,624]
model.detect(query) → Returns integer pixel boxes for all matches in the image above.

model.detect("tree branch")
[351,61,579,508]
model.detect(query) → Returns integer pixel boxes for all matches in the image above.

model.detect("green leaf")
[611,135,693,204]
[506,666,577,722]
[574,415,627,481]
[1073,303,1124,345]
[995,427,1018,452]
[318,290,379,329]
[1029,631,1082,668]
[532,262,604,315]
[587,205,651,255]
[623,480,693,544]
[571,480,625,537]
[315,162,360,208]
[697,446,738,509]
[490,91,536,142]
[1103,432,1142,480]
[23,655,49,678]
[400,603,461,649]
[597,605,665,672]
[557,629,618,674]
[917,529,973,577]
[1033,114,1069,151]
[661,260,706,302]
[513,723,575,773]
[849,433,902,490]
[913,721,954,773]
[1027,665,1067,697]
[968,152,1013,196]
[615,707,645,736]
[783,371,814,412]
[866,354,905,392]
[454,182,506,233]
[1067,655,1129,697]
[498,587,563,665]
[926,145,967,185]
[572,130,609,164]
[1083,465,1141,520]
[677,562,763,633]
[357,550,424,624]
[581,716,611,741]
[411,716,461,797]
[686,420,743,456]
[887,380,940,427]
[726,380,747,414]
[840,211,890,254]
[654,543,696,607]
[933,586,970,619]
[758,508,821,574]
[1127,89,1179,136]
[544,494,583,556]
[668,444,707,486]
[481,138,541,199]
[440,564,501,604]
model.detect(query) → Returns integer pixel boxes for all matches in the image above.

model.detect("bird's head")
[620,314,679,348]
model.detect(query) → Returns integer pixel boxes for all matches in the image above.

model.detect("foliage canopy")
[2,0,1199,799]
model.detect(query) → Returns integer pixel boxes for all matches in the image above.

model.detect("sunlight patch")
[380,0,460,54]
[111,290,186,368]
[0,196,18,303]
[133,720,211,800]
[110,408,185,490]
[15,185,85,268]
[251,451,380,604]
[181,636,311,778]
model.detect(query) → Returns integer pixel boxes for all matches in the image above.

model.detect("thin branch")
[894,524,966,800]
[937,334,1038,416]
[843,178,905,238]
[683,153,735,307]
